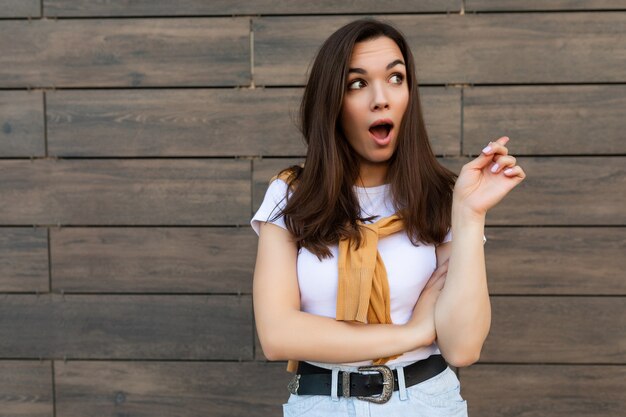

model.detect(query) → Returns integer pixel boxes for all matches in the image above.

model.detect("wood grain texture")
[0,227,48,292]
[484,227,626,295]
[464,85,626,155]
[0,91,44,157]
[467,0,626,11]
[0,159,250,225]
[477,157,626,226]
[482,296,625,363]
[460,365,626,417]
[55,360,291,417]
[46,88,306,157]
[254,13,626,85]
[418,86,462,156]
[0,0,40,17]
[45,86,460,157]
[43,0,460,16]
[0,294,252,359]
[51,227,256,293]
[0,18,249,88]
[0,361,52,417]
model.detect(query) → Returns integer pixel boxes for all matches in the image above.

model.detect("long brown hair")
[269,18,457,260]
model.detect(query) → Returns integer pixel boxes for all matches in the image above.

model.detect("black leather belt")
[287,354,448,404]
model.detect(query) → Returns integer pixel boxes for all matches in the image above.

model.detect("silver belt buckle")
[287,374,301,395]
[354,365,395,404]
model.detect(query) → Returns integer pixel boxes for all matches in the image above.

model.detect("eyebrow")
[348,59,405,74]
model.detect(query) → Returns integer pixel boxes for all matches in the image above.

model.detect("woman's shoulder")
[268,163,304,191]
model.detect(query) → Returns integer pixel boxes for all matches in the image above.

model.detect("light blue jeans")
[282,361,468,417]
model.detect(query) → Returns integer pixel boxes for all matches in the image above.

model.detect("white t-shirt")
[250,178,486,368]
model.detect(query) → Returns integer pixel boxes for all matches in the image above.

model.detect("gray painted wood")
[0,159,250,225]
[51,227,256,293]
[0,361,52,417]
[464,85,626,155]
[44,0,460,16]
[55,360,291,417]
[46,88,306,157]
[0,294,252,359]
[0,0,40,17]
[0,91,44,157]
[467,0,626,11]
[484,227,626,295]
[254,13,626,85]
[0,227,48,292]
[482,296,625,362]
[0,18,249,88]
[460,364,626,417]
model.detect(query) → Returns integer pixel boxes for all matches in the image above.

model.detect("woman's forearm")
[434,201,491,367]
[260,311,432,363]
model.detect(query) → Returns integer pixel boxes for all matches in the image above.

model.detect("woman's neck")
[357,162,389,187]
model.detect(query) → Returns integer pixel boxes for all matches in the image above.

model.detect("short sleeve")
[250,178,290,236]
[443,228,487,245]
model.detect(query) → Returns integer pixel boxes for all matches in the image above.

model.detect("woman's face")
[340,36,409,170]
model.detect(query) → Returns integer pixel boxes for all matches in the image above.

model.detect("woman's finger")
[489,155,517,174]
[503,165,526,179]
[481,137,510,157]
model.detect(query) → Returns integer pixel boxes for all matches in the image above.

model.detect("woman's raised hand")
[405,259,449,346]
[453,136,526,217]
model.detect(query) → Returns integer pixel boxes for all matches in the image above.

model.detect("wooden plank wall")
[0,1,624,416]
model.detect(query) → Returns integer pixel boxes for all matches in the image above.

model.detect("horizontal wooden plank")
[482,297,625,363]
[44,0,459,16]
[0,91,44,157]
[55,360,290,417]
[485,227,626,295]
[464,85,626,155]
[0,159,250,225]
[254,13,626,85]
[0,18,249,88]
[46,86,459,157]
[0,361,52,417]
[460,364,626,417]
[418,86,461,156]
[467,0,626,11]
[47,88,305,157]
[255,157,626,225]
[0,227,48,292]
[0,0,40,17]
[478,156,626,226]
[0,294,252,359]
[51,227,256,293]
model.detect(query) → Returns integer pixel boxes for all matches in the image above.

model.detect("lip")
[368,118,394,146]
[369,118,394,129]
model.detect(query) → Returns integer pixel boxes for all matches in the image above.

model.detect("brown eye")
[348,79,366,90]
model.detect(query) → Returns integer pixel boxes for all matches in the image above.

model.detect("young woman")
[251,19,525,417]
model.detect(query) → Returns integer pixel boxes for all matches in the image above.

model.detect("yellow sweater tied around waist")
[269,169,406,373]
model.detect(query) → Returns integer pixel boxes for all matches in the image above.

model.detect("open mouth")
[369,123,392,140]
[368,119,394,145]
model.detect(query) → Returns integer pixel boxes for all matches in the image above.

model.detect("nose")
[370,81,390,111]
